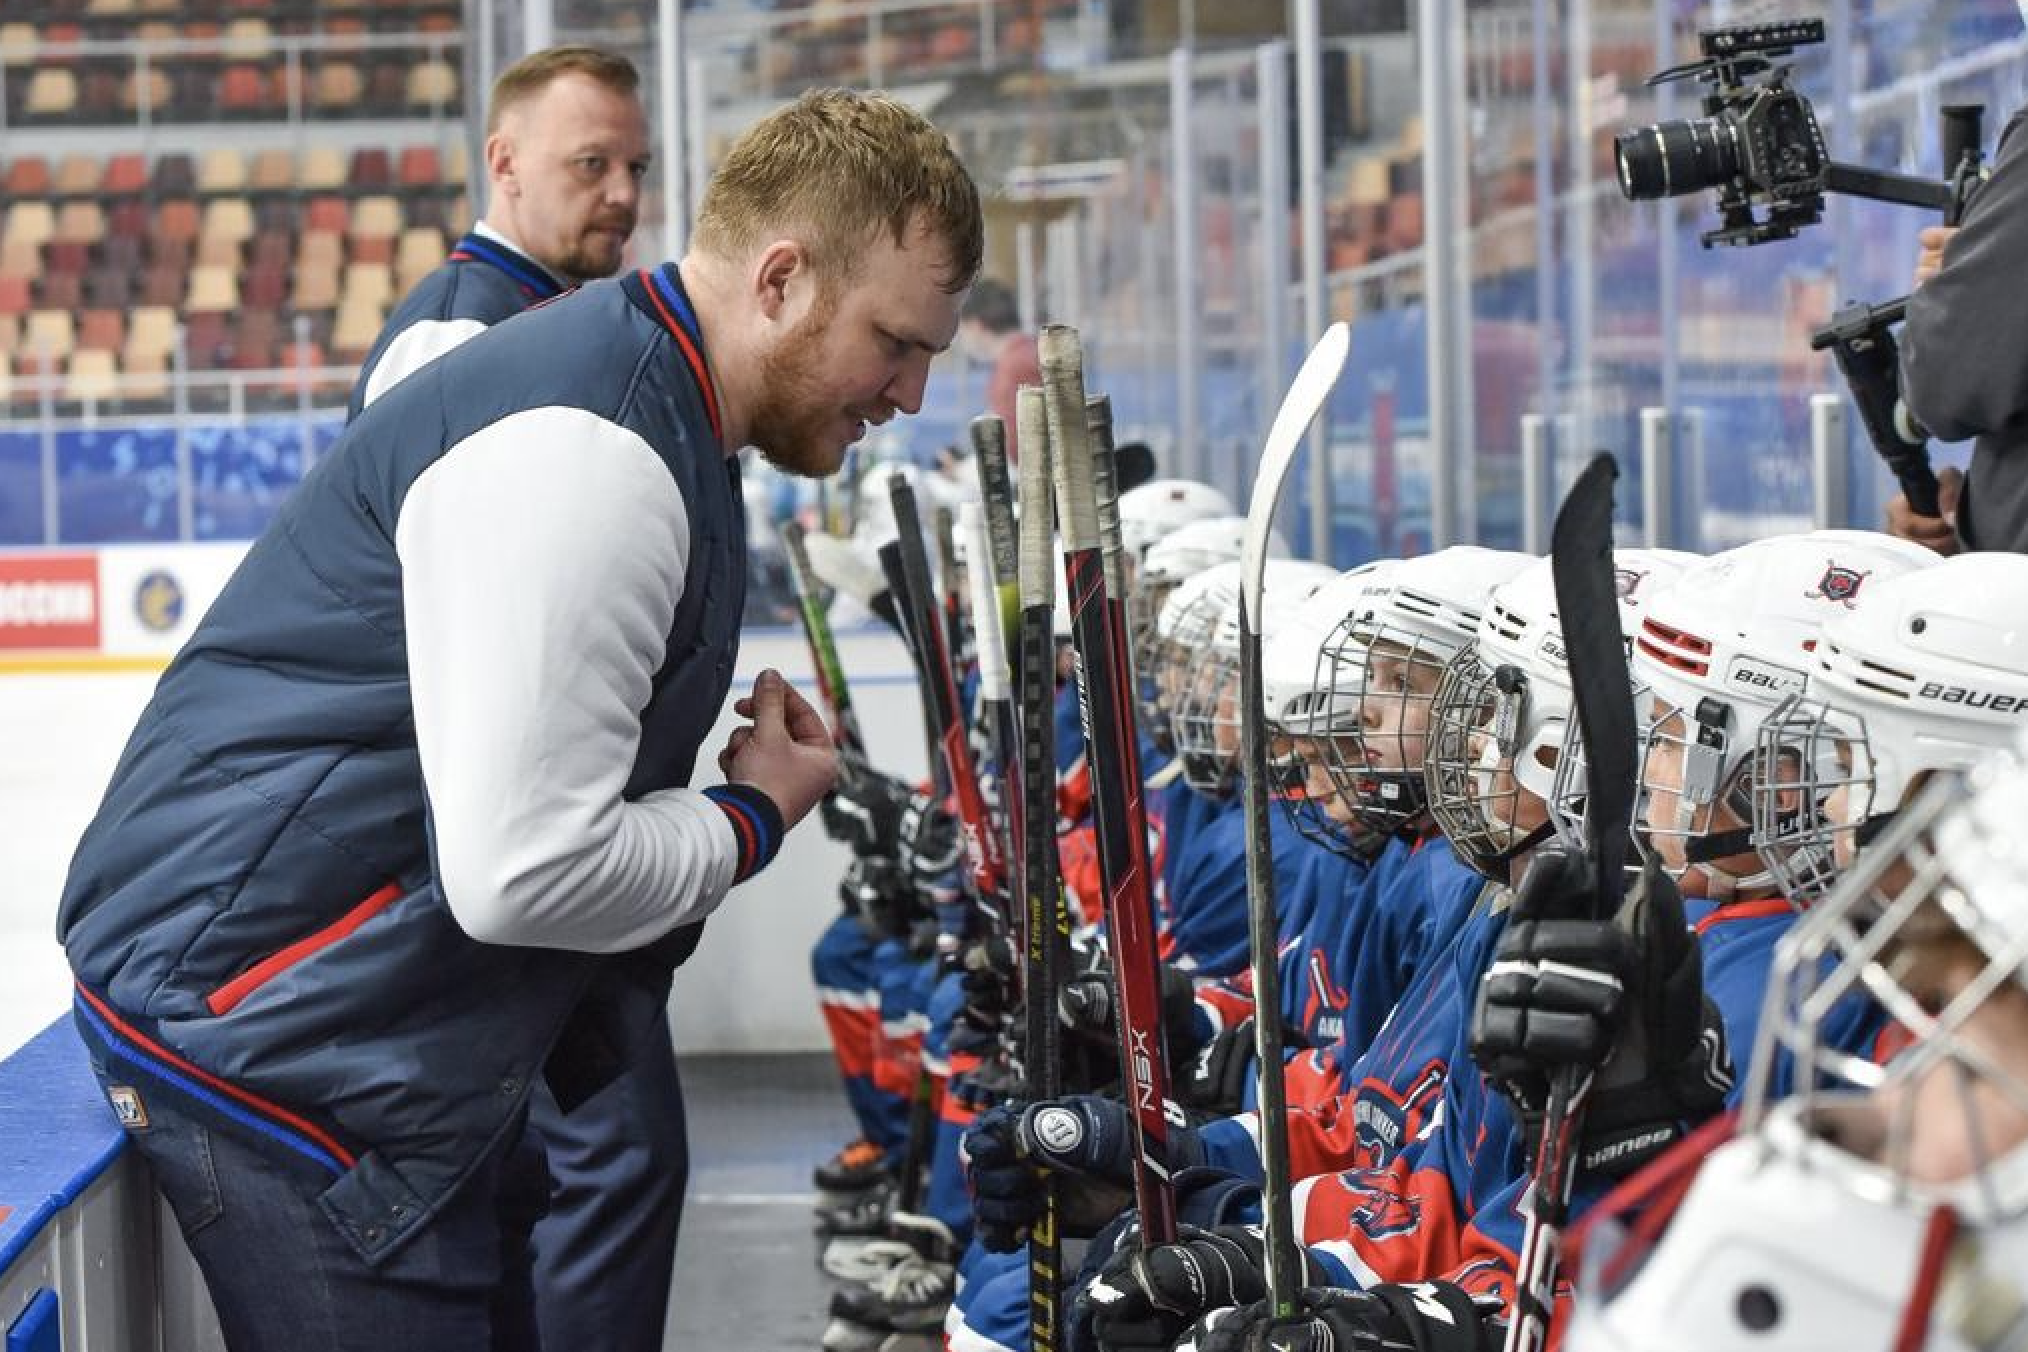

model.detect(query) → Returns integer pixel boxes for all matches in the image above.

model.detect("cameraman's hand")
[1913,224,1959,288]
[719,669,836,830]
[1885,463,1963,557]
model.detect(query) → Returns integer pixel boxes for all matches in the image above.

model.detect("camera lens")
[1613,117,1738,200]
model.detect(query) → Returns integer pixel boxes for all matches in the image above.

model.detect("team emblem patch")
[1032,1106,1084,1155]
[1807,562,1869,608]
[1613,567,1646,600]
[107,1085,149,1130]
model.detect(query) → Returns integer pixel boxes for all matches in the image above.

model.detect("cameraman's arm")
[1902,108,2028,441]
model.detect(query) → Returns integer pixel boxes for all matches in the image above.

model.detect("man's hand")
[1913,224,1960,288]
[720,669,836,829]
[1885,463,1964,556]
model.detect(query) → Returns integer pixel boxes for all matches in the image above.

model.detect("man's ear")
[751,239,808,321]
[484,131,516,197]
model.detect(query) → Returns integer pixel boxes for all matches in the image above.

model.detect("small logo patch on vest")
[107,1084,149,1130]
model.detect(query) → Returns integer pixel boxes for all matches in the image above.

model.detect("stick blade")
[1550,451,1635,910]
[1241,321,1350,615]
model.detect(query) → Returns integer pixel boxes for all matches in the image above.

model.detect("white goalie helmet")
[1751,552,2028,904]
[1314,546,1536,836]
[1423,548,1698,881]
[1629,530,1938,899]
[1116,479,1238,561]
[1568,730,2028,1352]
[1174,559,1339,794]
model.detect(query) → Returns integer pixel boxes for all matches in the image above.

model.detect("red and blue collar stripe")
[632,263,723,444]
[447,231,567,302]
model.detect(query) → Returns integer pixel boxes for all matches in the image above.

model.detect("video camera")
[1613,19,1981,247]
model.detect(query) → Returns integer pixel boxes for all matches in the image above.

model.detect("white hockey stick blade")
[1241,321,1350,616]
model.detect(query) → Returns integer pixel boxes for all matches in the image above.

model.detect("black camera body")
[1614,18,1833,246]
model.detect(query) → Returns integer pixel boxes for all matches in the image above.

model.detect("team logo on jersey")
[1351,1060,1447,1166]
[134,570,183,633]
[1613,567,1647,600]
[107,1085,149,1130]
[1806,563,1869,608]
[1333,1177,1425,1242]
[1032,1107,1084,1155]
[1301,949,1350,1037]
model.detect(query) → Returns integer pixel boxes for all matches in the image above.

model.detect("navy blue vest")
[61,264,744,1264]
[346,231,568,423]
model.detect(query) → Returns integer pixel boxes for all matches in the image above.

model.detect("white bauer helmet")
[1262,560,1399,858]
[1424,548,1698,881]
[1568,730,2028,1352]
[1135,514,1287,664]
[1174,559,1339,795]
[1629,529,1938,899]
[1144,563,1241,757]
[1117,479,1237,561]
[1315,546,1536,836]
[1751,552,2028,905]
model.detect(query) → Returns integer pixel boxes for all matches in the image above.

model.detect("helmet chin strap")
[1467,819,1556,883]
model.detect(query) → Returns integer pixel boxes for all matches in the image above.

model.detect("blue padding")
[0,1019,125,1280]
[5,1288,59,1352]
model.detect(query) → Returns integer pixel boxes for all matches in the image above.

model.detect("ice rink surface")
[0,669,154,1057]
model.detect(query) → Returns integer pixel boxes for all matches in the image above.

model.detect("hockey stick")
[1014,386,1069,1349]
[1235,323,1352,1317]
[960,501,1025,905]
[935,504,974,679]
[970,415,1022,650]
[780,520,868,758]
[1039,325,1179,1243]
[883,475,1010,922]
[1502,452,1636,1352]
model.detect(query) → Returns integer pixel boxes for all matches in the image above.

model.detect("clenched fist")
[719,669,837,830]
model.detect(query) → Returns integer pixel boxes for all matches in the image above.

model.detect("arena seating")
[1,143,468,409]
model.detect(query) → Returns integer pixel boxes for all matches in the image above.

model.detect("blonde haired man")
[62,88,981,1351]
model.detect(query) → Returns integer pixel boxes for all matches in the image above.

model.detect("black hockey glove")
[1470,848,1734,1180]
[1059,959,1207,1064]
[1079,1224,1326,1352]
[948,934,1018,1057]
[1176,1019,1257,1116]
[820,751,913,858]
[838,854,922,940]
[898,790,964,911]
[1178,1282,1502,1352]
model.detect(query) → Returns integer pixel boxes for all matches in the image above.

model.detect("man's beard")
[555,216,635,281]
[750,290,852,479]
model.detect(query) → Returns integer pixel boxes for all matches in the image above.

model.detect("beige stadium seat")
[124,66,171,115]
[54,200,105,246]
[3,202,55,251]
[199,148,248,194]
[0,24,37,67]
[200,197,255,245]
[65,349,119,402]
[54,154,102,197]
[195,233,242,269]
[340,261,392,311]
[222,17,273,59]
[297,230,344,271]
[23,309,76,363]
[331,299,384,355]
[122,348,169,401]
[248,148,294,193]
[25,69,79,118]
[290,262,340,311]
[297,145,347,192]
[125,306,178,361]
[407,59,458,109]
[349,195,402,242]
[0,238,41,281]
[394,227,445,289]
[314,61,364,112]
[87,0,137,15]
[186,264,240,313]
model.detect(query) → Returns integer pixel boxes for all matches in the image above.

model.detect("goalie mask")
[1314,546,1535,836]
[1751,552,2028,905]
[1629,530,1937,901]
[1424,548,1696,881]
[1569,730,2028,1352]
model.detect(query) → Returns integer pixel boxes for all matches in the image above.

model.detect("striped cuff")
[703,784,785,883]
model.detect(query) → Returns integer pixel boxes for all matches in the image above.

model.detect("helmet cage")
[1750,691,1878,905]
[1174,629,1240,794]
[1425,643,1543,877]
[1316,614,1456,835]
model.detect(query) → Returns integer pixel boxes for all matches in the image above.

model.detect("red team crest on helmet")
[1806,562,1869,608]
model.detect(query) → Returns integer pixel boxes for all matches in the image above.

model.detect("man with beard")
[346,45,683,1352]
[349,45,651,418]
[58,88,982,1352]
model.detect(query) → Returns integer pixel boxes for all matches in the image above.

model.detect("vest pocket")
[204,881,404,1016]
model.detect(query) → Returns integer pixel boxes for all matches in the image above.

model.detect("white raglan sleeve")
[397,404,767,953]
[361,317,492,409]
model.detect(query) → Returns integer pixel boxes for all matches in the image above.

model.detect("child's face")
[1639,696,1760,889]
[1359,642,1441,773]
